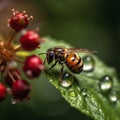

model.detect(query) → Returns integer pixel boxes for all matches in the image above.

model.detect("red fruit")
[8,9,32,32]
[12,79,31,100]
[23,55,44,78]
[20,30,40,51]
[0,83,7,102]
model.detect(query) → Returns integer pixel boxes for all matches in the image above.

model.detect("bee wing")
[66,48,97,53]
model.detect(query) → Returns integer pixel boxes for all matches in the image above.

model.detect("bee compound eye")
[46,50,54,64]
[49,51,54,56]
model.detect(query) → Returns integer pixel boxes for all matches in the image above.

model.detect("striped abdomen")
[65,53,83,73]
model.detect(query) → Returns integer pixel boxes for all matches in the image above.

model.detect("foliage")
[35,36,120,120]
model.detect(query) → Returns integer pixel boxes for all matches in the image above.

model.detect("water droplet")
[81,88,87,96]
[71,99,75,104]
[109,91,118,103]
[49,79,53,82]
[61,89,66,95]
[76,87,81,92]
[99,75,113,93]
[60,72,73,88]
[69,91,76,97]
[83,56,95,72]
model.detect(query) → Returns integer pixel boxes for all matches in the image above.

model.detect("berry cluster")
[0,9,44,103]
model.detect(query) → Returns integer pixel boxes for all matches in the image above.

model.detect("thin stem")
[13,71,21,80]
[0,59,3,65]
[14,45,23,52]
[8,70,16,82]
[7,29,17,44]
[14,57,24,64]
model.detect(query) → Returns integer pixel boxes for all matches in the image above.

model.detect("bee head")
[46,48,55,64]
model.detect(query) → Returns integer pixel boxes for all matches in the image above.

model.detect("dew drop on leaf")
[99,75,113,94]
[109,91,118,103]
[81,88,88,96]
[69,91,76,97]
[76,87,81,92]
[60,72,73,88]
[83,56,94,72]
[71,100,75,104]
[61,89,66,95]
[49,78,53,82]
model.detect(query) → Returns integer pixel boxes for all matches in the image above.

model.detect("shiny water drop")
[60,72,73,88]
[81,88,87,96]
[49,78,53,82]
[83,56,95,72]
[71,99,75,104]
[61,89,66,95]
[77,87,81,92]
[109,91,118,103]
[69,91,76,97]
[99,75,113,93]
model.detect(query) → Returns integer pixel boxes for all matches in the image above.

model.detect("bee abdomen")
[65,54,83,74]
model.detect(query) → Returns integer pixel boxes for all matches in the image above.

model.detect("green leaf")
[35,36,120,120]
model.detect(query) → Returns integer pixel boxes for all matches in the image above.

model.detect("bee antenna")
[38,53,46,55]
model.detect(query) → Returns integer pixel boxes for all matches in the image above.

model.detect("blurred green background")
[0,0,120,120]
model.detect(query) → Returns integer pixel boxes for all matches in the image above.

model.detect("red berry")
[23,55,44,78]
[20,30,41,51]
[0,83,7,102]
[8,9,32,32]
[12,79,31,100]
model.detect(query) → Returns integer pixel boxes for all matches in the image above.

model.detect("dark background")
[0,0,120,120]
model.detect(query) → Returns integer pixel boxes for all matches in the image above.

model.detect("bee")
[39,46,96,81]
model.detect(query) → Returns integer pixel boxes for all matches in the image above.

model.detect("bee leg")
[43,57,47,65]
[59,63,64,83]
[47,60,58,71]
